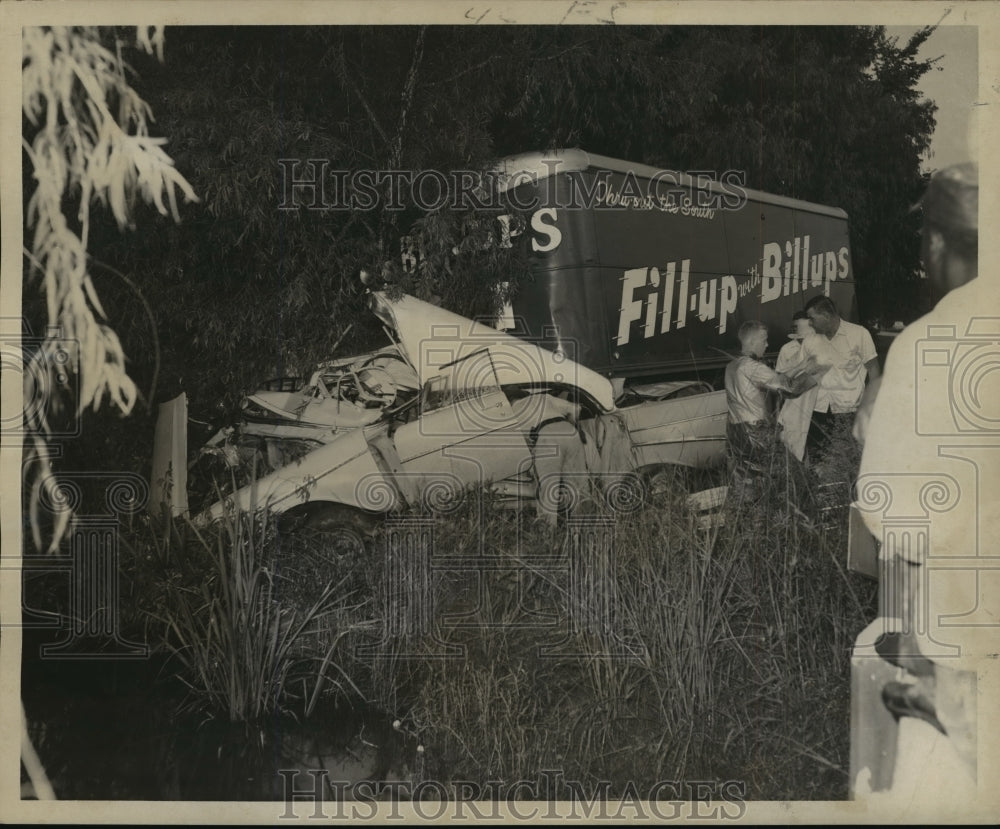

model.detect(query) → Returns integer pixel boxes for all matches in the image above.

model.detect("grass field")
[69,417,875,801]
[361,450,875,799]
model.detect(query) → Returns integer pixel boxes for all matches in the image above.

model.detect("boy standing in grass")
[724,320,815,486]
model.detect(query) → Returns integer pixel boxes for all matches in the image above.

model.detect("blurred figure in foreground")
[851,162,997,808]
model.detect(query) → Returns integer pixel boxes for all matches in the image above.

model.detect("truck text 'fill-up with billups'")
[493,149,857,381]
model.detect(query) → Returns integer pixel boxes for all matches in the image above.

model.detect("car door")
[388,349,536,506]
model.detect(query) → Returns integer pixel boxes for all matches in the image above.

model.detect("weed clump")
[120,507,372,724]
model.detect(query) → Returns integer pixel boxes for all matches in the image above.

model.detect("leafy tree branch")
[22,25,197,551]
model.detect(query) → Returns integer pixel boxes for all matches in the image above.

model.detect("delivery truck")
[493,149,858,384]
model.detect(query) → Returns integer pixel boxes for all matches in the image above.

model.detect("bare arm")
[852,374,882,445]
[781,370,818,398]
[865,357,882,382]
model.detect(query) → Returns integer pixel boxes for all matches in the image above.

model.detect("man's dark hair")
[792,310,809,322]
[805,295,838,317]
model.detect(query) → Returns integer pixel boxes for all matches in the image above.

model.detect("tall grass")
[371,426,875,799]
[123,506,369,724]
[109,423,872,797]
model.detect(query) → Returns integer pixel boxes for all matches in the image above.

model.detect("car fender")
[201,426,394,522]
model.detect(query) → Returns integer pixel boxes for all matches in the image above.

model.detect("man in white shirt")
[802,294,880,457]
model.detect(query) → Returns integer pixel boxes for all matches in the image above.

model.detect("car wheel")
[641,465,678,501]
[280,503,380,564]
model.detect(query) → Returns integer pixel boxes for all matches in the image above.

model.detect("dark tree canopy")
[28,24,937,472]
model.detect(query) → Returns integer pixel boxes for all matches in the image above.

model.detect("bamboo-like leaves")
[23,26,198,426]
[22,26,198,552]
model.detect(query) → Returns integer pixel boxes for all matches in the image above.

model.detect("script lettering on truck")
[496,151,858,378]
[614,234,850,347]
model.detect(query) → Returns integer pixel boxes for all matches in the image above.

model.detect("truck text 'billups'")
[496,150,857,379]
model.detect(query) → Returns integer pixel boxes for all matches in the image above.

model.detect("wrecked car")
[150,150,860,550]
[151,289,728,543]
[199,343,421,474]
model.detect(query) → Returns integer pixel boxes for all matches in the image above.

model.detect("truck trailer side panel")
[503,152,856,379]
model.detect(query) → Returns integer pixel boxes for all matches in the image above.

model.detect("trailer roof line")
[494,149,849,221]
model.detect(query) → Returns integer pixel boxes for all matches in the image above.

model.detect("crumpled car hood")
[370,291,616,412]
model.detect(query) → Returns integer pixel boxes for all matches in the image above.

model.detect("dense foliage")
[25,26,936,462]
